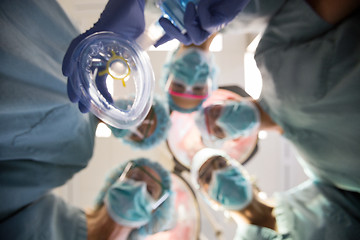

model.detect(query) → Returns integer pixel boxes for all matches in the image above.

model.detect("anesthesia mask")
[71,1,200,129]
[70,32,154,129]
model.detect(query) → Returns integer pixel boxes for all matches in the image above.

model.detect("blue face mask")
[216,101,260,139]
[170,49,210,86]
[105,178,156,227]
[208,166,253,210]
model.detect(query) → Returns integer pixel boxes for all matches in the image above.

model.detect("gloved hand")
[63,0,146,113]
[155,0,250,47]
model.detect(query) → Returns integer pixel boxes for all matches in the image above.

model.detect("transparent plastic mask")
[73,32,154,129]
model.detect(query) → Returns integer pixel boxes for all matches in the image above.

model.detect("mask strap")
[169,89,208,99]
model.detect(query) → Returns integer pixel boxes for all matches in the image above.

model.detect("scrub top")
[0,0,98,239]
[235,181,360,240]
[224,0,286,35]
[255,0,360,192]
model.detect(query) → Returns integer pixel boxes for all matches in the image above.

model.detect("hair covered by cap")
[94,158,175,239]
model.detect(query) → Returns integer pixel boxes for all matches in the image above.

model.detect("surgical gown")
[0,0,98,239]
[255,0,360,192]
[234,180,360,240]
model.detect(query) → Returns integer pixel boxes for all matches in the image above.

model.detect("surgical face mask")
[208,166,253,210]
[105,178,156,227]
[166,49,212,91]
[217,101,260,139]
[198,101,260,144]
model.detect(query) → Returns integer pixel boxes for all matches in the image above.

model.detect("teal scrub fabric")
[235,181,360,240]
[255,0,360,192]
[0,0,98,239]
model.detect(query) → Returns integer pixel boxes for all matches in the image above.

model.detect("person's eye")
[192,86,205,95]
[205,173,212,184]
[147,186,154,196]
[218,161,227,168]
[171,82,185,93]
[209,105,222,119]
[213,126,225,139]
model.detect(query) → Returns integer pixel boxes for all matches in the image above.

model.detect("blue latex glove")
[62,0,146,113]
[155,0,250,47]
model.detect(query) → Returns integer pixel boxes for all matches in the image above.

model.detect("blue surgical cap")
[160,47,218,113]
[95,158,175,240]
[109,96,171,150]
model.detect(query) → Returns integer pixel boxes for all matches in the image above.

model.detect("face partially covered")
[127,107,157,142]
[168,81,209,110]
[198,155,229,192]
[192,149,253,211]
[122,163,164,201]
[110,98,171,150]
[203,104,226,139]
[104,159,172,229]
[196,100,260,145]
[165,48,214,112]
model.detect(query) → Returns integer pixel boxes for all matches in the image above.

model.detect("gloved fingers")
[78,101,90,113]
[184,2,211,45]
[158,17,192,45]
[93,0,145,40]
[154,33,174,48]
[95,73,114,104]
[62,34,86,76]
[198,0,250,31]
[67,74,81,103]
[136,0,146,11]
[197,0,228,31]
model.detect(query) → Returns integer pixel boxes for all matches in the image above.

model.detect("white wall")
[55,1,308,239]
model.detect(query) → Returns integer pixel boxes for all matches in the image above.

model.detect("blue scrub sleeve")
[0,194,87,240]
[255,0,360,192]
